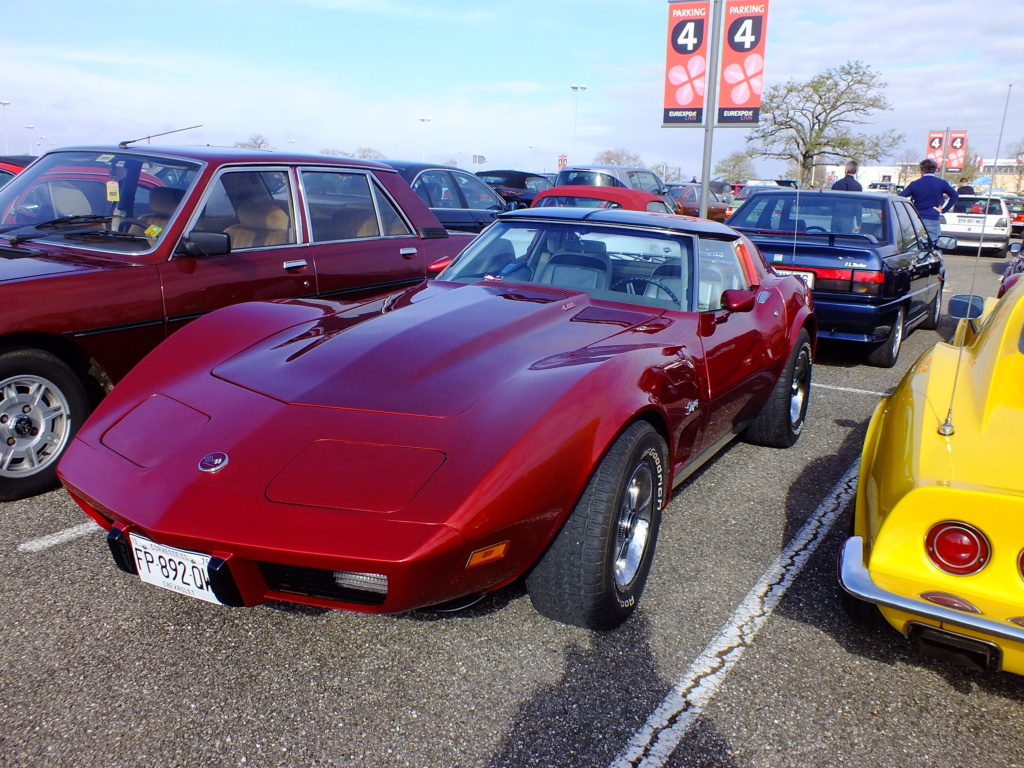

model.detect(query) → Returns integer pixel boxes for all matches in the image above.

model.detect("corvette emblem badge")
[199,452,229,473]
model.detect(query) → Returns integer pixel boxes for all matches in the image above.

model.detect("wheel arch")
[0,332,110,406]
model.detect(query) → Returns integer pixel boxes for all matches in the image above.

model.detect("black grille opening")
[258,562,386,606]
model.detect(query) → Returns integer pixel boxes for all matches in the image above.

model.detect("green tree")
[594,148,643,166]
[746,61,903,187]
[713,152,755,183]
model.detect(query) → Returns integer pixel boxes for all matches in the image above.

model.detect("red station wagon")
[0,145,472,500]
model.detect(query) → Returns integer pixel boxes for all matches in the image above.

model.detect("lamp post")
[418,117,431,162]
[570,84,586,162]
[0,101,9,154]
[24,125,34,155]
[36,136,45,155]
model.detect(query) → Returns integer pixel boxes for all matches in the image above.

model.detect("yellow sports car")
[839,278,1024,674]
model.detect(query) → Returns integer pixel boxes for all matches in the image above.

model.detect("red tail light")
[852,270,884,295]
[926,522,989,575]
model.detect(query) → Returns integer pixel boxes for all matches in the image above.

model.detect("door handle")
[399,248,418,260]
[283,259,307,270]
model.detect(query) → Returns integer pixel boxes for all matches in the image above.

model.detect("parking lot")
[1,252,1021,768]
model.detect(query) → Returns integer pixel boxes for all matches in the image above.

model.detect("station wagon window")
[453,171,505,211]
[525,176,553,193]
[629,171,664,195]
[413,170,460,209]
[193,169,296,249]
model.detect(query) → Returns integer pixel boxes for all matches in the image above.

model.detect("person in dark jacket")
[899,159,958,243]
[831,161,862,191]
[957,178,976,194]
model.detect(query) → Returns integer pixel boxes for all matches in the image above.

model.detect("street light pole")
[0,102,10,154]
[419,117,431,162]
[570,84,586,162]
[24,125,34,155]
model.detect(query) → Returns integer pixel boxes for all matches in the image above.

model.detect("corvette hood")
[213,282,662,417]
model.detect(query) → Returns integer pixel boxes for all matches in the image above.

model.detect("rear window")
[555,170,624,188]
[729,193,887,240]
[950,198,1004,215]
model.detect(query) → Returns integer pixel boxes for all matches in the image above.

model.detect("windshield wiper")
[4,215,114,244]
[62,229,150,242]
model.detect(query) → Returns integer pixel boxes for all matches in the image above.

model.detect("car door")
[892,200,937,323]
[695,237,782,443]
[159,166,314,334]
[451,170,506,231]
[299,167,426,299]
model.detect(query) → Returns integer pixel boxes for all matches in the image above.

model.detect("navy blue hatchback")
[727,190,951,367]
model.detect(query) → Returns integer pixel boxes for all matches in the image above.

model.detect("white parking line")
[613,461,860,768]
[17,522,97,552]
[812,382,889,398]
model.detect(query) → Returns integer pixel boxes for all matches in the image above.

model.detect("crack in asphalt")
[613,461,860,768]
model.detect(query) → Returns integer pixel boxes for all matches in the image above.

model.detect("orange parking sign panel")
[947,131,968,172]
[663,1,712,126]
[716,0,769,125]
[926,132,945,164]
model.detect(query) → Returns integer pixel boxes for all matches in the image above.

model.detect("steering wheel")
[117,218,151,233]
[611,276,681,304]
[805,225,829,233]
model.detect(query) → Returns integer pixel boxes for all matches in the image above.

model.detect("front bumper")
[838,536,1024,645]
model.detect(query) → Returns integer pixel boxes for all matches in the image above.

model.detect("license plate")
[957,216,983,225]
[775,268,815,288]
[129,533,223,604]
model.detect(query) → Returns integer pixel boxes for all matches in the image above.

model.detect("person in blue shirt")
[899,159,958,243]
[831,161,862,191]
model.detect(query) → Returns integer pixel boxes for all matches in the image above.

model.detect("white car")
[940,195,1011,257]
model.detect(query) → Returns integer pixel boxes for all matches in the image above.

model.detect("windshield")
[439,220,709,311]
[0,150,202,253]
[729,192,888,240]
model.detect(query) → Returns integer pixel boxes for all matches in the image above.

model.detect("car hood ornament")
[199,452,229,473]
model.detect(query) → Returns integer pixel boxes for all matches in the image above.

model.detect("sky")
[1,0,1021,180]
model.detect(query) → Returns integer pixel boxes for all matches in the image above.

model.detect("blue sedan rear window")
[730,193,887,241]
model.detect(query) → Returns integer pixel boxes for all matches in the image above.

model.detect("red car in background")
[0,154,32,187]
[0,145,472,501]
[59,208,815,630]
[532,185,675,213]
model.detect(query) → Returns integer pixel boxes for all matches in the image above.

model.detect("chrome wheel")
[789,344,812,428]
[0,374,72,479]
[613,462,656,590]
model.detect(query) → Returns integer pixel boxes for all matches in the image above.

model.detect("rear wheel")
[0,349,90,501]
[866,305,904,368]
[526,421,667,630]
[919,281,943,331]
[745,329,812,448]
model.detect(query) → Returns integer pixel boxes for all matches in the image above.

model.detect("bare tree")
[319,148,348,156]
[234,133,273,150]
[354,147,386,160]
[713,152,756,184]
[652,164,684,182]
[746,61,903,187]
[593,148,643,166]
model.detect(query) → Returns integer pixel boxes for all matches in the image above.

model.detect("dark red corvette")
[59,208,816,630]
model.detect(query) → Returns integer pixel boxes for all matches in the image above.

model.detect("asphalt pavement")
[1,251,1020,768]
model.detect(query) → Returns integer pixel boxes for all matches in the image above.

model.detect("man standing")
[957,178,976,194]
[831,161,862,191]
[899,159,958,243]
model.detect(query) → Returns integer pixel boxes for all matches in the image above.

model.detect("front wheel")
[526,421,668,630]
[866,305,904,368]
[745,329,812,448]
[0,349,90,501]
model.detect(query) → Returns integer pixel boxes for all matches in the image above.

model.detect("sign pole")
[698,0,724,218]
[940,126,950,176]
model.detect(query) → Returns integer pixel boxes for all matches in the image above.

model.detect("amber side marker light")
[919,591,981,614]
[467,541,509,568]
[925,522,990,575]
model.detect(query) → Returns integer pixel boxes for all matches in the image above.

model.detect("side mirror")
[935,236,957,251]
[721,288,756,313]
[1010,242,1021,256]
[175,231,231,257]
[427,256,453,274]
[947,294,984,320]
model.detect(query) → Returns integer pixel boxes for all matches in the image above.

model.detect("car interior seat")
[537,240,612,291]
[130,187,185,236]
[644,260,689,307]
[327,205,380,240]
[225,201,293,249]
[698,266,725,311]
[472,238,517,277]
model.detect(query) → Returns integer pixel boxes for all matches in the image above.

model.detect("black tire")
[745,328,812,449]
[919,281,943,331]
[866,305,904,368]
[526,421,668,630]
[0,349,91,501]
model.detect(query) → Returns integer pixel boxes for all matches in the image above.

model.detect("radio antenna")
[939,83,1012,436]
[118,124,203,149]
